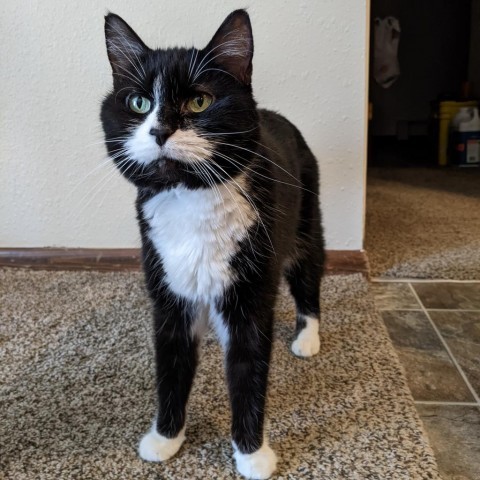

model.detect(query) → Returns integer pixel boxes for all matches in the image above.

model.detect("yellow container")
[438,100,478,165]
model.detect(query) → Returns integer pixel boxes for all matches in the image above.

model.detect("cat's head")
[101,10,259,190]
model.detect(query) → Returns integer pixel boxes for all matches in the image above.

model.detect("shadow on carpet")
[367,167,480,279]
[0,269,440,479]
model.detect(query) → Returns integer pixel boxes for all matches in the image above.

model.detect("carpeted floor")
[366,167,480,279]
[0,269,440,479]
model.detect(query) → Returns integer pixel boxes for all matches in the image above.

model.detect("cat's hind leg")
[284,253,323,358]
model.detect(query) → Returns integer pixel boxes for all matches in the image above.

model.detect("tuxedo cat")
[101,10,324,479]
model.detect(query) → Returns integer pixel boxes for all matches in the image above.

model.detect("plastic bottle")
[451,107,473,130]
[452,108,480,166]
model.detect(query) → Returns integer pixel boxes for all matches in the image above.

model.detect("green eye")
[187,93,213,113]
[127,94,151,114]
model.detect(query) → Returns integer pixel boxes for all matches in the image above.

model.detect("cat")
[101,9,324,480]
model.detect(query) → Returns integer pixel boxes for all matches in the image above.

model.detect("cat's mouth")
[154,158,178,173]
[142,156,195,186]
[119,155,205,189]
[133,157,176,181]
[151,152,204,173]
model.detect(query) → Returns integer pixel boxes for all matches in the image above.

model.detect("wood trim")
[324,250,369,277]
[0,248,369,276]
[0,248,141,271]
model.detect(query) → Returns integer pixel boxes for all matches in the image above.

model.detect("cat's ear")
[104,13,149,77]
[204,10,254,85]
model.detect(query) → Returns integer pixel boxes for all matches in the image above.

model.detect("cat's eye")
[186,93,213,113]
[127,94,151,114]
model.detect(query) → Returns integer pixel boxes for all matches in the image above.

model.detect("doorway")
[365,0,480,280]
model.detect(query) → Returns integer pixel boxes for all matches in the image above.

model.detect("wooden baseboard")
[0,248,369,276]
[0,248,141,271]
[324,250,369,276]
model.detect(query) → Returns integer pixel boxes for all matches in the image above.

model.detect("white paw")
[138,426,185,462]
[291,316,320,357]
[233,442,278,479]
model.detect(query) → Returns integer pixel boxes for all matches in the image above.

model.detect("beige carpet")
[367,167,480,279]
[0,269,440,479]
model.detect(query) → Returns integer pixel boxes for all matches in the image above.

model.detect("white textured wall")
[0,0,369,249]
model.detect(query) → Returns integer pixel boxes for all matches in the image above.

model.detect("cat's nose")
[149,127,173,147]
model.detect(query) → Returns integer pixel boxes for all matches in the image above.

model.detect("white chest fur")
[142,179,256,303]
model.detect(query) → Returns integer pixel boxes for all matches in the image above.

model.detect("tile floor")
[371,280,480,480]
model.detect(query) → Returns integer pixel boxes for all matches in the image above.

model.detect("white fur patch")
[233,442,278,480]
[209,307,230,350]
[291,315,320,357]
[190,303,210,341]
[138,425,186,462]
[125,106,161,165]
[125,121,213,165]
[142,175,256,303]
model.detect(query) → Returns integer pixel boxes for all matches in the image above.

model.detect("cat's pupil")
[196,96,204,107]
[135,97,143,108]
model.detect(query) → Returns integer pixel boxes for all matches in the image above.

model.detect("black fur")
[101,10,325,458]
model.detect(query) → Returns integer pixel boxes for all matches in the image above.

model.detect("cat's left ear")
[204,10,254,85]
[104,13,149,78]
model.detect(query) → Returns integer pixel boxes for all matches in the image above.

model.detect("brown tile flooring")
[372,280,480,480]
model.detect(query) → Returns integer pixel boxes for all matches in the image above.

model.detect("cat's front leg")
[214,300,278,479]
[138,299,200,462]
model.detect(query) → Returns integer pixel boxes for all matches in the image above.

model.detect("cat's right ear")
[104,13,149,77]
[204,10,254,85]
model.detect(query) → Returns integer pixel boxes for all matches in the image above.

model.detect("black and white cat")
[101,10,324,479]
